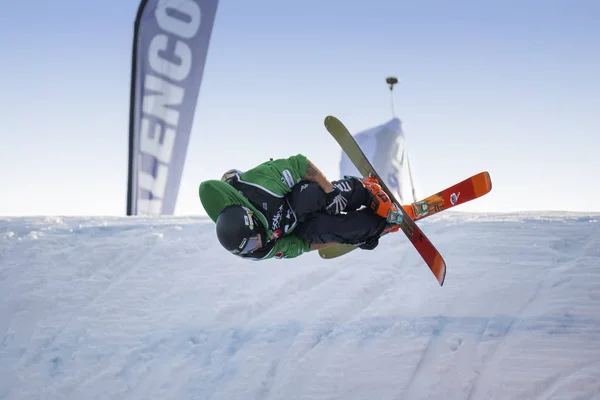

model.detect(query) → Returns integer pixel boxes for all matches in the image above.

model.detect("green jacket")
[199,154,311,260]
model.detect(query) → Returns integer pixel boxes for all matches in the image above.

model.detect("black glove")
[324,187,348,215]
[359,236,379,250]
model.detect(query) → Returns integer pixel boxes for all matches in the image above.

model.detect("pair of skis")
[319,170,492,259]
[319,116,493,286]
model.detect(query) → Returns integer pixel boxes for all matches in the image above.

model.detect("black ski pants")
[287,177,387,245]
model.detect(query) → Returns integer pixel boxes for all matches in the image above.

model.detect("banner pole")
[385,76,398,118]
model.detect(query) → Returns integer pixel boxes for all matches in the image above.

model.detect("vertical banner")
[339,118,409,203]
[127,0,219,215]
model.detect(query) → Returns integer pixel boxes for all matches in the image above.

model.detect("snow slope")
[1,213,600,400]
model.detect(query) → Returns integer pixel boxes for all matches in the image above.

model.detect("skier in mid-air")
[199,154,399,260]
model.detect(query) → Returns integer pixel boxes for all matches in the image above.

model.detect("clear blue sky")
[1,0,599,216]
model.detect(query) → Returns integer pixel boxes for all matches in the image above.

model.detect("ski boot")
[362,175,401,222]
[381,223,400,236]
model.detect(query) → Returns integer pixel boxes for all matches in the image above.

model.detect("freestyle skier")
[198,154,400,260]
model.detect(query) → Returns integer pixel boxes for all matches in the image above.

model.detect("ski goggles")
[234,208,263,255]
[238,233,262,255]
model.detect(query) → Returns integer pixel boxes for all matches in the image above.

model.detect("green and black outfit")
[199,154,386,260]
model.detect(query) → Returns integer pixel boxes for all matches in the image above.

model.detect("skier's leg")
[293,209,387,245]
[331,177,371,210]
[288,177,370,221]
[287,181,326,219]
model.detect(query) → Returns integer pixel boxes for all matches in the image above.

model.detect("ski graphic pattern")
[321,116,447,286]
[399,171,492,221]
[319,171,492,259]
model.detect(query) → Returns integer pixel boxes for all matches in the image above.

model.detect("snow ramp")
[1,212,599,399]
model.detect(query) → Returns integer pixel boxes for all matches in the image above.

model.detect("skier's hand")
[359,236,379,250]
[324,187,348,215]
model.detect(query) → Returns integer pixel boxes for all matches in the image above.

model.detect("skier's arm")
[239,155,336,196]
[304,159,335,194]
[263,237,337,258]
[309,242,338,251]
[250,234,310,260]
[239,154,309,196]
[304,159,348,215]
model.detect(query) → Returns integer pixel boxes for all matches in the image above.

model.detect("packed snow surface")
[1,212,600,399]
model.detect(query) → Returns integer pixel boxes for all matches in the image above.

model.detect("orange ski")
[396,171,492,222]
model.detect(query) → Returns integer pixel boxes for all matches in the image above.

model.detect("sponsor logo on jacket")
[272,204,284,230]
[282,170,295,188]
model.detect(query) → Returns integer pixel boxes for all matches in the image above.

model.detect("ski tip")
[484,171,492,192]
[324,115,342,127]
[438,270,446,286]
[473,171,493,196]
[434,257,447,286]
